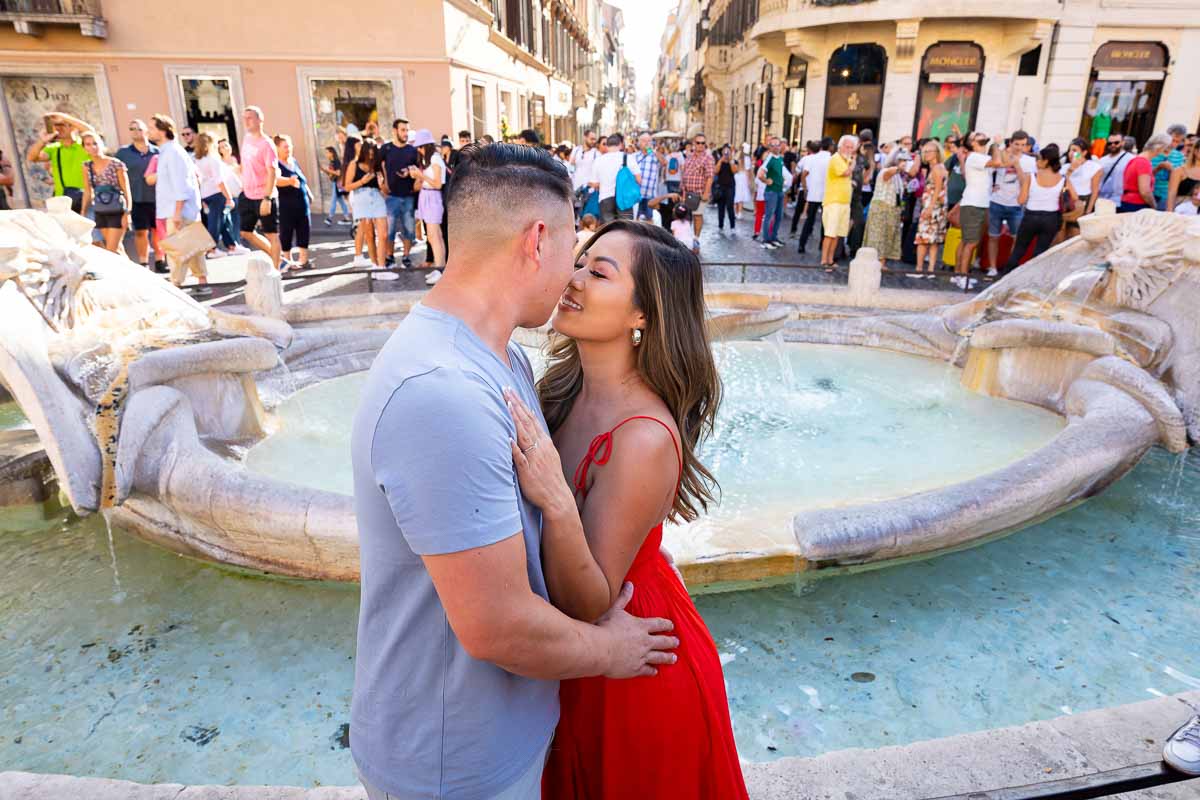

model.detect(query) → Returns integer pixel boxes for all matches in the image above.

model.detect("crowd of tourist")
[19,106,1200,297]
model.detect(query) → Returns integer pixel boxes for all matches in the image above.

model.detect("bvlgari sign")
[923,43,984,74]
[1092,42,1167,71]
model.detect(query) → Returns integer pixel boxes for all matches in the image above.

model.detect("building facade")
[0,0,625,212]
[692,0,1200,150]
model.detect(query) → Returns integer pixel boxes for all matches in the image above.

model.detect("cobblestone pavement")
[167,202,985,308]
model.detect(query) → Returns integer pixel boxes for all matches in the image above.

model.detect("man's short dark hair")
[392,118,409,130]
[457,130,471,140]
[1011,130,1030,142]
[820,137,834,151]
[606,134,623,147]
[858,129,874,144]
[446,143,572,228]
[517,128,541,146]
[151,113,176,140]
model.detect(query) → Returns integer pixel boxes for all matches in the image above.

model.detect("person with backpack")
[26,111,94,212]
[590,133,640,225]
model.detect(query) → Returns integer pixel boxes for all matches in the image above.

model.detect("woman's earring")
[632,329,643,347]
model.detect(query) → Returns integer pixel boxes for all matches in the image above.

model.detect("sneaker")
[188,285,213,297]
[337,218,353,226]
[153,259,168,274]
[967,278,979,289]
[1164,714,1200,775]
[986,267,998,278]
[206,249,226,259]
[230,244,251,256]
[371,270,400,281]
[401,256,413,268]
[385,255,396,267]
[324,217,333,226]
[950,276,965,289]
[351,255,372,268]
[424,269,443,286]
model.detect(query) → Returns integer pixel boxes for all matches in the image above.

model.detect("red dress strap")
[572,416,682,499]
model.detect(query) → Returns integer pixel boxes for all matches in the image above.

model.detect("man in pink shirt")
[238,105,281,268]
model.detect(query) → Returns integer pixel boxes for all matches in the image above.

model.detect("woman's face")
[552,230,644,346]
[218,141,231,158]
[276,139,292,161]
[922,144,938,164]
[82,136,100,158]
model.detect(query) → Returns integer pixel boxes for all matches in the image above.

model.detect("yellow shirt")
[825,153,852,205]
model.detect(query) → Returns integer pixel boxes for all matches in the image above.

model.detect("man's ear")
[523,219,546,264]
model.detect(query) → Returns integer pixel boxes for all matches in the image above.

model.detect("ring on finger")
[522,440,540,455]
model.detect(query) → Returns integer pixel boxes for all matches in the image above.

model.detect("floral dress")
[863,169,902,260]
[915,171,948,245]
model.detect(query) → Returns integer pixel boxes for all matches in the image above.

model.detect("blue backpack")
[615,154,641,211]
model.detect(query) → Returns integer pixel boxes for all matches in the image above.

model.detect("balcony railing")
[0,0,106,37]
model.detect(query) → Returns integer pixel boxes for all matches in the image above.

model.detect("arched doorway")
[824,43,886,140]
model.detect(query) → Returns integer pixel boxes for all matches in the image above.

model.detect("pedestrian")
[344,140,389,271]
[116,118,165,271]
[862,149,904,262]
[576,212,598,246]
[1166,137,1200,211]
[322,146,351,225]
[80,132,131,255]
[679,133,714,253]
[986,130,1036,276]
[846,139,876,258]
[1175,183,1200,216]
[216,140,250,255]
[1151,130,1186,210]
[26,111,93,212]
[571,129,600,219]
[1095,135,1134,207]
[378,118,418,268]
[409,128,446,285]
[789,141,816,236]
[942,138,967,268]
[147,113,207,295]
[590,133,633,225]
[193,132,232,261]
[1120,134,1168,213]
[734,142,753,217]
[820,135,856,270]
[913,140,948,277]
[714,145,737,232]
[757,136,786,248]
[515,128,541,146]
[798,138,832,253]
[664,139,684,194]
[275,134,313,271]
[955,132,992,288]
[1061,137,1100,240]
[634,132,663,221]
[1005,144,1075,272]
[180,126,196,154]
[0,148,13,211]
[238,106,282,269]
[670,203,694,249]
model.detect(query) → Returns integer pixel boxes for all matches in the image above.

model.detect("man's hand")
[258,198,271,216]
[170,214,182,231]
[596,582,678,679]
[38,130,56,144]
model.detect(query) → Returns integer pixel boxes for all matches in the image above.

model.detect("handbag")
[615,154,641,212]
[87,162,126,214]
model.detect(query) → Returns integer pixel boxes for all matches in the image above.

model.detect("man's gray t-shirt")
[350,303,557,798]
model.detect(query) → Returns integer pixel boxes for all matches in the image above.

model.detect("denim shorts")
[385,194,416,241]
[988,202,1023,238]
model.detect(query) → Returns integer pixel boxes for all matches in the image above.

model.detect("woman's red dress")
[542,417,749,800]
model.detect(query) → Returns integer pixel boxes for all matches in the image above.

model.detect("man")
[856,129,876,211]
[350,143,677,800]
[378,118,419,268]
[147,114,207,295]
[757,136,786,249]
[26,111,93,212]
[783,140,800,204]
[790,141,817,235]
[679,133,714,252]
[986,130,1035,276]
[1152,128,1186,210]
[820,135,856,269]
[590,133,635,225]
[570,129,600,218]
[516,128,541,146]
[180,126,196,154]
[798,137,832,253]
[116,118,164,272]
[634,131,663,221]
[1167,123,1188,152]
[1094,134,1134,207]
[238,106,281,269]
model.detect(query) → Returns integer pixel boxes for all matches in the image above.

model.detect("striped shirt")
[635,150,661,199]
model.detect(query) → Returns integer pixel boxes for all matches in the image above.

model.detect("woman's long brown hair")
[538,219,722,522]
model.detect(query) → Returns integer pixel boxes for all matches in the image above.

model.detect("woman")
[1004,143,1077,272]
[863,149,904,262]
[1120,134,1168,213]
[1166,139,1200,212]
[1061,137,1100,240]
[321,145,351,225]
[274,134,313,270]
[215,140,247,254]
[714,145,736,231]
[409,128,446,285]
[502,219,747,800]
[80,132,131,255]
[733,143,752,217]
[193,133,232,260]
[913,140,948,277]
[343,140,390,274]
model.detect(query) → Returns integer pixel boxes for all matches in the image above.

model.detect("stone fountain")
[0,204,1194,588]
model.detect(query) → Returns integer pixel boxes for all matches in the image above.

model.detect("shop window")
[1080,42,1168,152]
[915,42,984,142]
[179,78,237,156]
[825,44,886,140]
[1018,46,1041,77]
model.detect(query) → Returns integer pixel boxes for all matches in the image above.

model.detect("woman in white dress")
[734,142,753,216]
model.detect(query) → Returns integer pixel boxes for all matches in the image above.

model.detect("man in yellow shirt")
[821,134,858,269]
